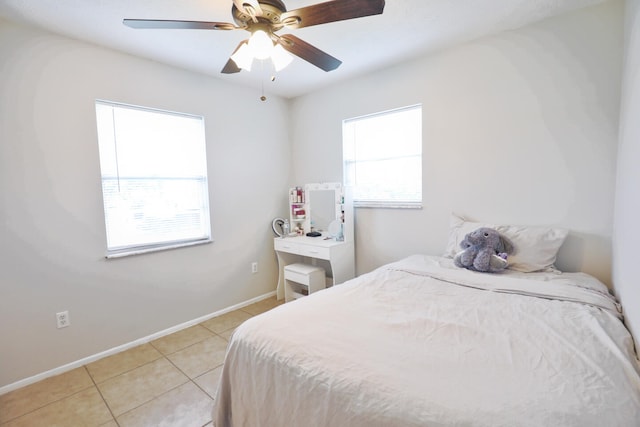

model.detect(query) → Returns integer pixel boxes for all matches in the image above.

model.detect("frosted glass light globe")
[248,30,273,60]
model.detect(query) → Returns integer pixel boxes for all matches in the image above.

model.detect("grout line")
[0,383,96,426]
[163,353,189,378]
[90,350,165,385]
[159,334,224,400]
[147,340,164,355]
[192,378,217,400]
[85,366,120,427]
[111,358,192,423]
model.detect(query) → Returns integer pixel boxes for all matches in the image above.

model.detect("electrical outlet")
[251,262,258,274]
[56,311,70,329]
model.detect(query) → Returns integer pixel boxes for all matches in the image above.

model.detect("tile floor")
[0,297,283,427]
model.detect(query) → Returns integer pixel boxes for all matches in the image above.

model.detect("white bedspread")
[213,255,640,427]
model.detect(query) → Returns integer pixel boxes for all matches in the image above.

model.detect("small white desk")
[274,235,355,301]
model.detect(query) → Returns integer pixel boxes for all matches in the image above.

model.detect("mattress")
[213,255,640,426]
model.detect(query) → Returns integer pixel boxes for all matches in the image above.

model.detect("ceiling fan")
[123,0,385,74]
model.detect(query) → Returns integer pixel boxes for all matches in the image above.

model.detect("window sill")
[354,201,423,209]
[105,239,212,259]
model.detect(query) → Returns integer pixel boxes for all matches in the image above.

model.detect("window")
[95,100,211,258]
[343,104,422,208]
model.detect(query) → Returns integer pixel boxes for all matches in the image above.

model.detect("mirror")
[306,183,342,233]
[309,190,335,231]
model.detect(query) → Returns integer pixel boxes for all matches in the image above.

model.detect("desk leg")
[328,243,355,286]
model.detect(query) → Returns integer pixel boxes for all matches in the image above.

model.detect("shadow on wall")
[555,232,612,288]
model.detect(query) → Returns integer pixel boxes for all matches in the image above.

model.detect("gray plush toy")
[453,227,514,273]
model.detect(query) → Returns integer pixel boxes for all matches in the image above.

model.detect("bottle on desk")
[282,219,290,238]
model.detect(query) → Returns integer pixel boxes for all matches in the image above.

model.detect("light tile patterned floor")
[0,297,283,427]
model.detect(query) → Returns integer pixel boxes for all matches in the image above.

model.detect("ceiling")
[0,0,605,99]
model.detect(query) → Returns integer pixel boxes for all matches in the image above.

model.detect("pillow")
[444,213,568,273]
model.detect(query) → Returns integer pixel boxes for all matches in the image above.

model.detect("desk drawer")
[274,239,299,254]
[274,238,331,260]
[298,244,330,260]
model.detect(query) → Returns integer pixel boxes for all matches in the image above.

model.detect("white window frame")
[343,104,423,209]
[95,100,212,258]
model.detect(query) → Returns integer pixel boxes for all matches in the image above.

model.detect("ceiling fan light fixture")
[272,44,293,71]
[248,29,274,60]
[230,42,253,71]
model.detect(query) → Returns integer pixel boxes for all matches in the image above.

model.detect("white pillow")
[444,213,568,273]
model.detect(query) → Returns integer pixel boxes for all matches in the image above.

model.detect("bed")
[213,217,640,426]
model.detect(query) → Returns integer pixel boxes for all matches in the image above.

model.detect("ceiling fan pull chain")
[260,61,267,101]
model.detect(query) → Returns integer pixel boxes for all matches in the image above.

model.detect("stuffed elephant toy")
[454,227,514,273]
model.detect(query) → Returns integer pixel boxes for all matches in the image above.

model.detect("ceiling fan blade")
[280,0,385,29]
[233,0,264,17]
[221,59,242,74]
[279,34,341,72]
[123,19,238,30]
[221,41,246,74]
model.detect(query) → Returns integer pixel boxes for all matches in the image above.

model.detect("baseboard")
[0,291,277,396]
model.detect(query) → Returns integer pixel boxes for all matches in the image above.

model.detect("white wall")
[0,0,629,390]
[0,19,290,388]
[613,0,640,343]
[289,1,623,285]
